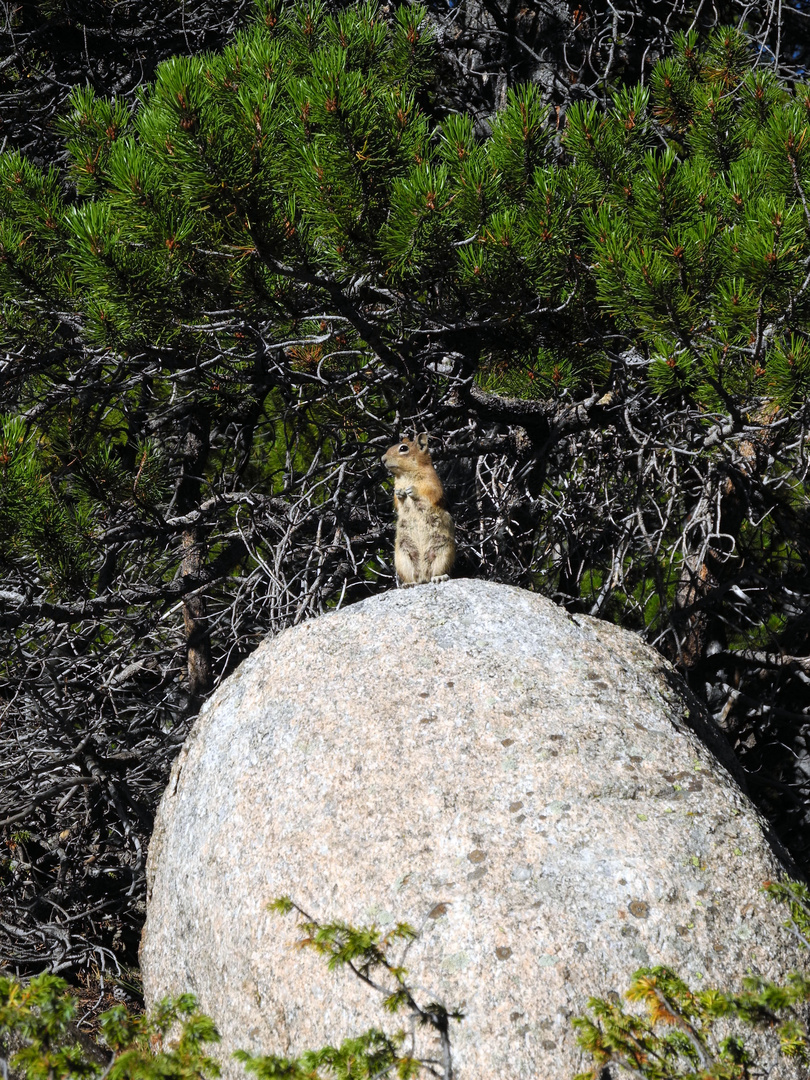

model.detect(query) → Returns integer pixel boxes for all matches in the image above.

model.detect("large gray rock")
[141,579,800,1078]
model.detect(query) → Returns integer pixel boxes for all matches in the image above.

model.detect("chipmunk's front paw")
[395,485,415,500]
[399,580,418,588]
[430,574,450,584]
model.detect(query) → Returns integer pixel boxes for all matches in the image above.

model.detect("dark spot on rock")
[468,849,486,863]
[592,681,609,690]
[446,681,454,688]
[516,814,526,823]
[586,672,600,680]
[630,755,642,763]
[548,749,558,757]
[539,1019,553,1030]
[419,717,437,724]
[549,734,564,741]
[676,924,689,937]
[510,1012,523,1023]
[467,867,487,881]
[509,801,524,812]
[634,722,646,731]
[574,941,587,954]
[618,878,627,885]
[688,779,704,791]
[418,692,429,698]
[542,1040,557,1050]
[713,942,726,952]
[428,903,448,918]
[501,738,515,747]
[495,946,512,960]
[629,900,649,919]
[606,991,620,1005]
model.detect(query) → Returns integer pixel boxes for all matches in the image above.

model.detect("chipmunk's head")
[381,432,430,473]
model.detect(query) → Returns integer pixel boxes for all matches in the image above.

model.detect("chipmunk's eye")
[398,444,409,454]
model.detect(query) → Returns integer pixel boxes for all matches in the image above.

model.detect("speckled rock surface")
[141,579,800,1079]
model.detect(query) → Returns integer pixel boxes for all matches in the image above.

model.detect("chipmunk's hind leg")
[395,540,421,587]
[426,534,455,584]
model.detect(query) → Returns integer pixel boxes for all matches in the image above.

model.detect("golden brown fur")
[382,433,455,586]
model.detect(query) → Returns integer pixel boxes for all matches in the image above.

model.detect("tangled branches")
[0,0,254,163]
[3,332,810,972]
[4,0,807,174]
[424,0,810,126]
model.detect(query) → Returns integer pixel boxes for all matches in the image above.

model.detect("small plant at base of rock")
[573,967,753,1080]
[6,881,810,1080]
[764,877,810,949]
[0,973,221,1080]
[573,880,810,1079]
[232,898,464,1080]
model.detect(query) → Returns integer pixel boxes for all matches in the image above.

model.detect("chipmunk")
[382,433,455,586]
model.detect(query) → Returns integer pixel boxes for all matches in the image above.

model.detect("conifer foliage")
[1,3,810,972]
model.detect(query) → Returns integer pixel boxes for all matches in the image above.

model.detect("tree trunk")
[177,407,212,703]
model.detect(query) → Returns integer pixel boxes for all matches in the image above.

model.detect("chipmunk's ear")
[416,432,429,452]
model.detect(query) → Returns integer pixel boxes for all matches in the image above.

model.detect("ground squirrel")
[382,433,455,586]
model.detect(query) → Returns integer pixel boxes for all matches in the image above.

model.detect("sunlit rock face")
[142,578,799,1079]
